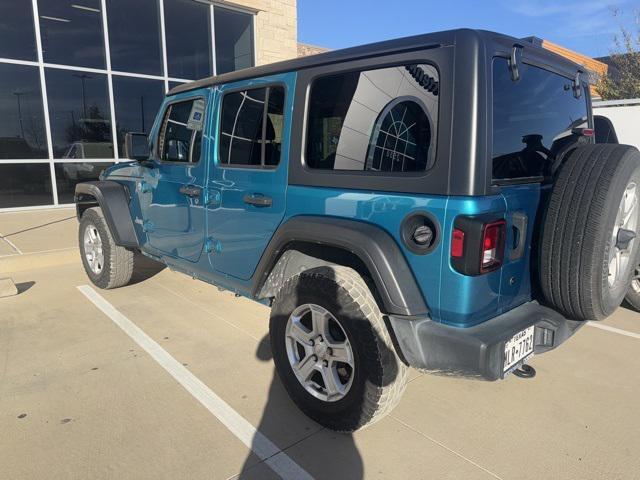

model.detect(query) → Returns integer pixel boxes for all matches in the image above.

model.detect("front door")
[206,74,293,280]
[139,92,210,263]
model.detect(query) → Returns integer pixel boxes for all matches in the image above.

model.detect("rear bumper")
[388,301,585,381]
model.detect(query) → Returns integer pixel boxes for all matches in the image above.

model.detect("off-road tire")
[79,207,135,289]
[269,265,408,432]
[539,144,640,320]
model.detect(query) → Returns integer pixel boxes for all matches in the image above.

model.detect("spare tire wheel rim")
[609,182,638,288]
[83,223,104,275]
[285,304,355,402]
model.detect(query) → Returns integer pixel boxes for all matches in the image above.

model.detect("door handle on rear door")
[243,194,272,207]
[179,185,201,197]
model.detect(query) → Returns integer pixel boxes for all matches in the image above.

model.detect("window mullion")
[260,87,270,166]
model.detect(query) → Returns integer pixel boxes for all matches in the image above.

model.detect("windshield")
[492,58,589,181]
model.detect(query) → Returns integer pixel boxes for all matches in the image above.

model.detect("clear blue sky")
[298,0,639,58]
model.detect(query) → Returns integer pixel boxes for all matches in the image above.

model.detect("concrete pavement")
[1,260,639,480]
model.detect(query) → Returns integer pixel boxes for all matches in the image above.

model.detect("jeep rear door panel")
[205,73,295,280]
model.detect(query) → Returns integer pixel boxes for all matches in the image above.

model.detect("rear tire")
[269,265,408,432]
[539,144,640,320]
[79,207,135,289]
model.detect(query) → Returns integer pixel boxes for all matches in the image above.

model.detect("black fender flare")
[251,216,428,316]
[75,181,139,248]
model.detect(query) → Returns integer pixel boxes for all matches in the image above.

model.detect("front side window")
[219,86,285,167]
[306,64,439,173]
[158,98,206,163]
[492,58,589,181]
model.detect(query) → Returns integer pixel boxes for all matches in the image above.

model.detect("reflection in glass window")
[158,99,206,163]
[219,86,285,167]
[0,64,48,159]
[492,58,589,180]
[214,7,254,75]
[45,68,113,159]
[38,0,106,69]
[0,0,37,60]
[366,99,432,172]
[113,76,164,157]
[54,162,113,204]
[306,64,439,172]
[107,0,163,75]
[164,0,212,80]
[0,163,53,208]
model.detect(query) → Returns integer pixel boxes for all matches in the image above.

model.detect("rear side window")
[306,64,439,173]
[492,58,589,181]
[158,98,206,163]
[219,86,285,167]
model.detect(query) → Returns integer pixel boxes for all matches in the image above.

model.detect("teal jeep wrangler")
[75,29,640,432]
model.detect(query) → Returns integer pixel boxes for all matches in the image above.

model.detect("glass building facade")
[0,0,255,209]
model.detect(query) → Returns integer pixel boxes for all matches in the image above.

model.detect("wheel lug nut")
[309,339,314,346]
[318,336,323,342]
[326,347,333,355]
[323,360,328,367]
[311,355,317,362]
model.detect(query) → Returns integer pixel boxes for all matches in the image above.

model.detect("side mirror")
[124,132,150,161]
[509,44,524,82]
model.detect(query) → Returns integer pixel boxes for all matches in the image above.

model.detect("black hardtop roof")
[168,28,583,96]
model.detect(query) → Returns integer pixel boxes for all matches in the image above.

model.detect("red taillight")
[572,127,595,137]
[451,228,465,258]
[480,220,506,272]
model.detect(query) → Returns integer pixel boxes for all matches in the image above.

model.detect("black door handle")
[179,185,201,197]
[243,194,272,207]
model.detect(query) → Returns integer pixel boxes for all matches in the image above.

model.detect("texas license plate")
[503,326,535,373]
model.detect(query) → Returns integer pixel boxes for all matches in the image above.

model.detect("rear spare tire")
[540,144,640,320]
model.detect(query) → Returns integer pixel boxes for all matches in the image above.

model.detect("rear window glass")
[492,58,588,181]
[219,86,285,167]
[306,64,439,173]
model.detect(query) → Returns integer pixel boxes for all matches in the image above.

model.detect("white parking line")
[587,321,640,340]
[77,285,313,480]
[0,233,23,254]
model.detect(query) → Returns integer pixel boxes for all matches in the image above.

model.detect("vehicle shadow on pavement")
[129,253,166,285]
[237,335,364,479]
[238,267,405,479]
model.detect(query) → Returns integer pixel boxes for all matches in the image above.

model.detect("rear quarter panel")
[285,186,512,327]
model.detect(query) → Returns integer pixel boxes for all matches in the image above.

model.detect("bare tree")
[596,11,640,100]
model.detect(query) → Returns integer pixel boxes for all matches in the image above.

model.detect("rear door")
[205,74,294,280]
[491,57,590,312]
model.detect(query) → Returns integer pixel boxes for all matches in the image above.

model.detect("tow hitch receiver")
[513,364,536,378]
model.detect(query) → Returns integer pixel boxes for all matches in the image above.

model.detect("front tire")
[269,266,408,432]
[79,207,135,289]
